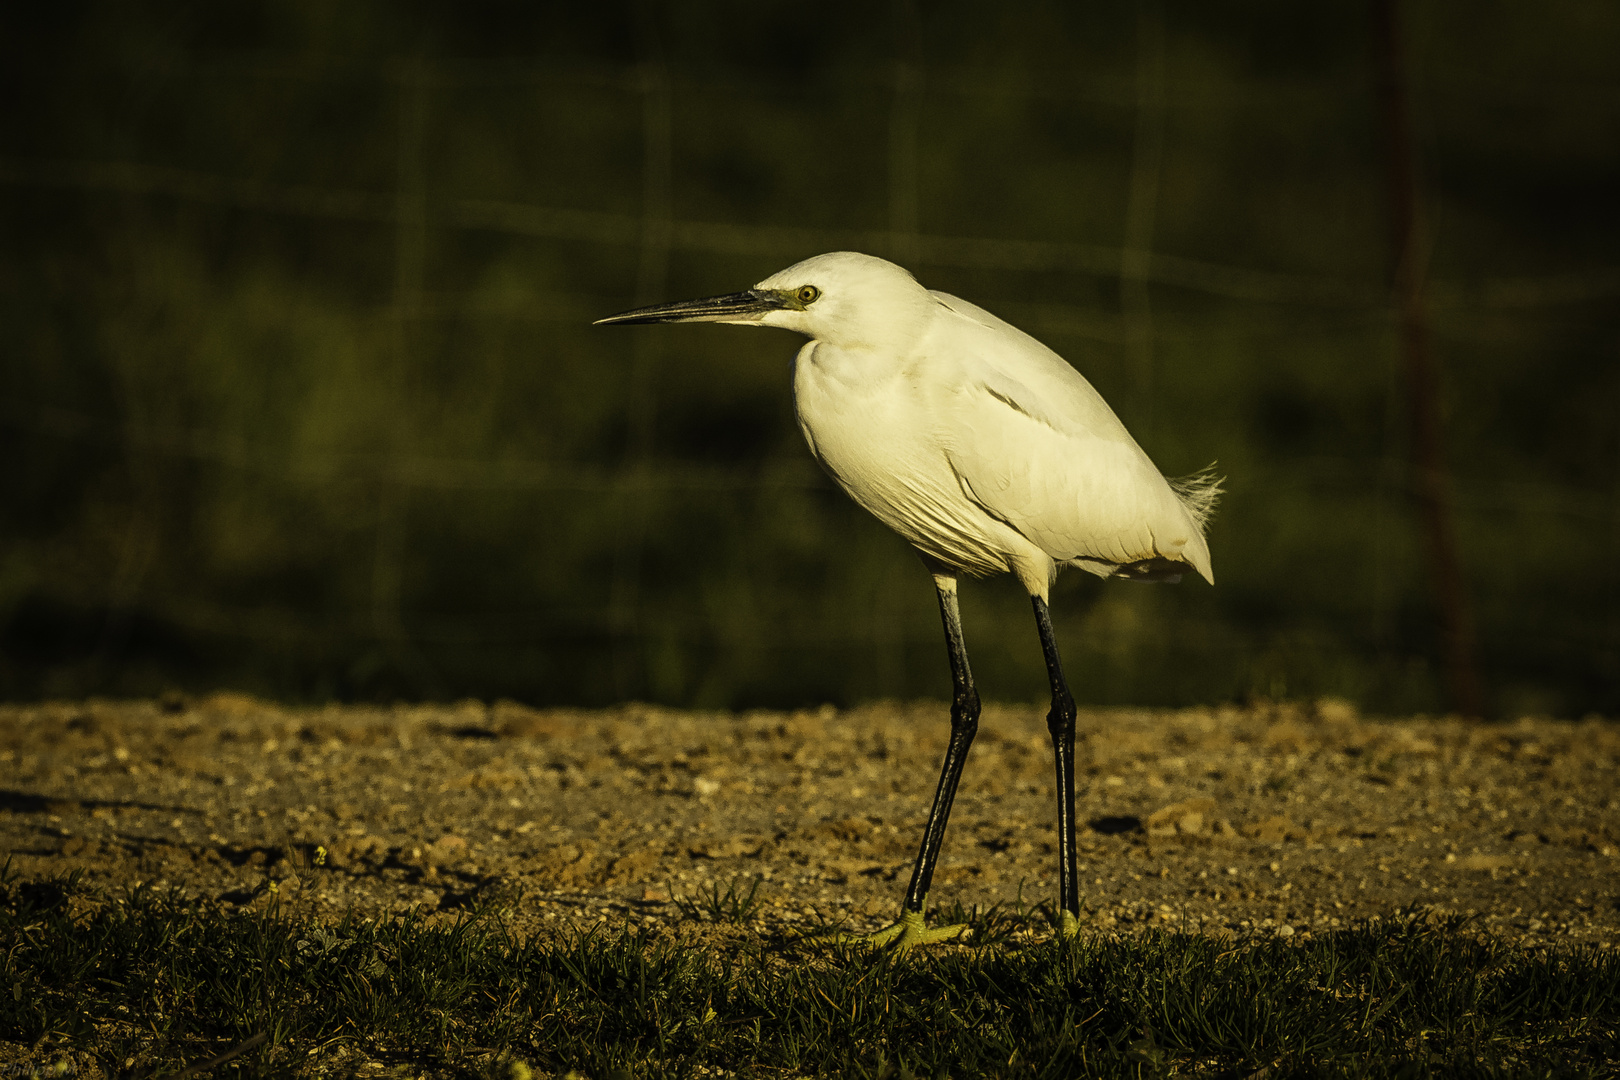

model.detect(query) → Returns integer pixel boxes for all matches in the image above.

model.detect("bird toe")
[830,907,970,951]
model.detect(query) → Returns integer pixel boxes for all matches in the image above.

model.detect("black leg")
[901,577,981,913]
[1032,595,1080,921]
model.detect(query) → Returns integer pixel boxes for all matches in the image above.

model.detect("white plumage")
[597,250,1220,947]
[751,253,1217,594]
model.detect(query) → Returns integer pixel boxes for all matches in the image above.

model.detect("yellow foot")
[834,908,970,951]
[1058,908,1082,939]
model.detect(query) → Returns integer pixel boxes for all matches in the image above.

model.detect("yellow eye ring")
[796,285,820,305]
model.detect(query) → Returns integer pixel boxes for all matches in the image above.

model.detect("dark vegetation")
[1,2,1618,716]
[4,865,1617,1078]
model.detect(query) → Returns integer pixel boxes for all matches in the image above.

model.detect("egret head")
[595,251,935,350]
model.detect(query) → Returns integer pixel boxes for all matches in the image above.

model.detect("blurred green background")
[1,2,1616,716]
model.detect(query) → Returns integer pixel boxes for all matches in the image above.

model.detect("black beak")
[593,289,786,326]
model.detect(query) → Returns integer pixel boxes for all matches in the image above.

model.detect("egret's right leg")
[840,574,979,950]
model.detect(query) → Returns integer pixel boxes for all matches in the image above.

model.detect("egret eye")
[796,285,821,305]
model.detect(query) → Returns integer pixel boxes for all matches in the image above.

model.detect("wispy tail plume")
[1168,464,1223,534]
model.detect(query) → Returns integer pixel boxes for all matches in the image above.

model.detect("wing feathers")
[945,380,1216,583]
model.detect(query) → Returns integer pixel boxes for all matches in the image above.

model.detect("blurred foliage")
[1,1,1617,716]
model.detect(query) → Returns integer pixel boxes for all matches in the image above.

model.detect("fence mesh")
[1,4,1617,716]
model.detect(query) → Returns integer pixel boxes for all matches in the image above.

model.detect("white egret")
[597,251,1219,947]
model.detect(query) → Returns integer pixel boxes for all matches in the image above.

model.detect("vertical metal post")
[1121,0,1166,441]
[610,37,673,700]
[1374,0,1485,718]
[878,0,924,694]
[888,0,921,270]
[373,55,441,698]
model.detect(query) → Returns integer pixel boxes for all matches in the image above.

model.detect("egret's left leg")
[1033,596,1082,937]
[839,574,978,949]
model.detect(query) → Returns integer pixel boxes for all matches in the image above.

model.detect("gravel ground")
[2,695,1617,948]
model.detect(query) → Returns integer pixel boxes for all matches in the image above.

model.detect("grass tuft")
[2,866,1616,1077]
[671,875,763,925]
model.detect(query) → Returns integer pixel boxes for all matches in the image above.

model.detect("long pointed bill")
[593,289,785,326]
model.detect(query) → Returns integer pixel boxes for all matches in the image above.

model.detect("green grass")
[2,866,1617,1079]
[671,875,764,925]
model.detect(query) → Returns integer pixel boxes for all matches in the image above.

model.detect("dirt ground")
[2,695,1617,948]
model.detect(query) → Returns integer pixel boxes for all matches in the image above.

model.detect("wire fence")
[2,25,1617,713]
